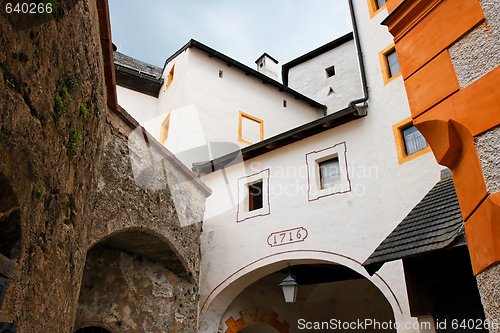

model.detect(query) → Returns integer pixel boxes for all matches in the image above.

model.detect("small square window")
[237,169,270,222]
[306,142,351,201]
[238,112,264,145]
[283,100,287,108]
[368,0,386,17]
[402,125,427,155]
[319,157,340,189]
[375,0,386,10]
[159,113,171,145]
[248,180,263,211]
[325,65,335,78]
[165,65,175,91]
[392,118,431,164]
[219,70,223,78]
[386,50,400,78]
[379,45,401,84]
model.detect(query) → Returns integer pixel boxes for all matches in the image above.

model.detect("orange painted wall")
[383,0,500,274]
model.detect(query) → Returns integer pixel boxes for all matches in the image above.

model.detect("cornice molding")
[382,0,444,42]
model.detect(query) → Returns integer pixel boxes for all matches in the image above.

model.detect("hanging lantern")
[279,274,298,303]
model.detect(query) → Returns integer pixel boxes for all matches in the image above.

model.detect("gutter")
[193,105,362,175]
[191,4,371,176]
[347,0,369,113]
[114,64,164,84]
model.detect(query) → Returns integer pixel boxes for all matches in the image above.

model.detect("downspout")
[347,0,369,116]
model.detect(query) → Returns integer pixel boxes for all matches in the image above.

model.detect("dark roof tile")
[363,176,464,269]
[114,51,163,79]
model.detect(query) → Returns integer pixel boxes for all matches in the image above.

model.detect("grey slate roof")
[114,51,163,79]
[363,174,464,270]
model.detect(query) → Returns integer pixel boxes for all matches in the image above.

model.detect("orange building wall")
[383,0,500,275]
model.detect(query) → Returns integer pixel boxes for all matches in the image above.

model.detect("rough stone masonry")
[0,1,209,332]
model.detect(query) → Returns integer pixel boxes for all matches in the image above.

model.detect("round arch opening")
[220,263,395,333]
[74,326,111,333]
[200,252,401,333]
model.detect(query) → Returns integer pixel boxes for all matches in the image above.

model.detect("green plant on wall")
[68,129,82,156]
[80,104,89,118]
[53,75,77,120]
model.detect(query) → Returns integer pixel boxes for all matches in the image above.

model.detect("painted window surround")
[159,113,170,145]
[367,0,387,18]
[165,65,175,91]
[392,117,431,164]
[237,169,270,222]
[306,142,351,201]
[379,44,402,85]
[238,111,264,145]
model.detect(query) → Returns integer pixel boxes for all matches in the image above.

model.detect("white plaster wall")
[169,48,322,152]
[287,39,363,114]
[124,46,323,167]
[199,119,441,332]
[116,85,159,126]
[198,2,444,332]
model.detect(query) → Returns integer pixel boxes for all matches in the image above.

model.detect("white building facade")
[114,1,448,332]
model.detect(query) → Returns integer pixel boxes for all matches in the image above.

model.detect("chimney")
[255,53,278,80]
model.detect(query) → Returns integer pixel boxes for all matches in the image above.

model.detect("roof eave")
[163,39,326,112]
[193,105,366,175]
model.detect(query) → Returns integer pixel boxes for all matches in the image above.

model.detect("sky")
[108,0,352,70]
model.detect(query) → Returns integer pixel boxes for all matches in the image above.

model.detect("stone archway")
[74,228,199,332]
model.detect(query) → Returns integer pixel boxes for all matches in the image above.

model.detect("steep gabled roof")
[281,32,354,86]
[164,39,327,112]
[363,173,465,274]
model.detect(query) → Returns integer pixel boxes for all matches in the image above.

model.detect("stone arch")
[200,250,402,333]
[74,227,199,332]
[87,226,191,278]
[223,307,288,333]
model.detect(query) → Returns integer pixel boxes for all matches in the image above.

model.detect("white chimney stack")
[255,53,278,80]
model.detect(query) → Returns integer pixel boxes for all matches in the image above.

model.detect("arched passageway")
[74,229,198,332]
[210,257,398,333]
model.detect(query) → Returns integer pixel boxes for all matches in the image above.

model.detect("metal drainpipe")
[347,0,369,115]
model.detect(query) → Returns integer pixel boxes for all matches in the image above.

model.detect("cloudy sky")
[108,0,352,70]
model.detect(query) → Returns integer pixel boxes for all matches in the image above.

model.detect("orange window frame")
[367,0,387,18]
[159,113,171,144]
[238,112,264,145]
[379,44,401,85]
[165,65,175,91]
[392,117,431,164]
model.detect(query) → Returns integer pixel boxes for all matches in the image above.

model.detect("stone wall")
[0,1,208,332]
[449,1,500,330]
[75,245,198,333]
[0,0,108,331]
